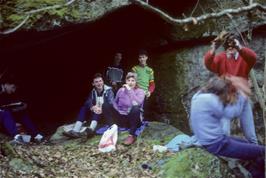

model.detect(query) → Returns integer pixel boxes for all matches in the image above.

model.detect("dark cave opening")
[0,5,172,134]
[1,2,265,135]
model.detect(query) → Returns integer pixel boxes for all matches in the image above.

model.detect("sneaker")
[63,130,81,138]
[124,135,136,145]
[85,128,95,138]
[9,135,27,145]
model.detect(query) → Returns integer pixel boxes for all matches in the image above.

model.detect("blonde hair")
[126,72,137,80]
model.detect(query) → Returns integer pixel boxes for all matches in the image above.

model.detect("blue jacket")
[84,85,114,109]
[190,91,248,145]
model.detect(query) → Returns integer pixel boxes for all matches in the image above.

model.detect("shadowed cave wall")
[1,4,195,134]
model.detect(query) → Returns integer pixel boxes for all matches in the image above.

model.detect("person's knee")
[102,103,112,111]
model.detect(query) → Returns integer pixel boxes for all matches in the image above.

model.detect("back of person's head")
[126,72,137,80]
[201,76,237,104]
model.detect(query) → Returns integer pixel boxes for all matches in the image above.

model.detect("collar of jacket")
[92,85,111,96]
[226,52,239,60]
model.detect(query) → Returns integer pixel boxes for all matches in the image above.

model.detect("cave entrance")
[0,5,172,134]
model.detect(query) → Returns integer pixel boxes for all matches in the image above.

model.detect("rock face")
[1,122,237,177]
[1,0,265,40]
[0,0,131,32]
[150,33,265,141]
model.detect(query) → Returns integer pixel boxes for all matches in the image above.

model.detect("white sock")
[73,121,83,132]
[89,120,97,131]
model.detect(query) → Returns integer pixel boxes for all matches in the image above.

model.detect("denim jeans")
[77,103,114,125]
[222,94,258,144]
[204,136,265,178]
[0,110,38,137]
[112,106,141,136]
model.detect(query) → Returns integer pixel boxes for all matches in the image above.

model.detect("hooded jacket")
[84,85,114,109]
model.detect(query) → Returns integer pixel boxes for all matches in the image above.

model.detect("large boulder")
[1,0,265,41]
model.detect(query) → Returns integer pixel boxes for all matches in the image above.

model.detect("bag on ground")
[98,124,118,153]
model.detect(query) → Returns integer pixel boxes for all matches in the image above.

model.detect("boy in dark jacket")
[64,73,114,138]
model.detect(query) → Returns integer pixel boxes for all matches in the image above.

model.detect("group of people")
[0,32,265,176]
[190,33,265,177]
[63,49,155,145]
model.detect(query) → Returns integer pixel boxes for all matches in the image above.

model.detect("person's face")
[114,53,122,65]
[92,77,104,91]
[138,54,148,66]
[226,39,237,54]
[126,77,136,88]
[5,84,16,94]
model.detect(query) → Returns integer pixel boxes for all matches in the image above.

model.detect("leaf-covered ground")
[0,122,237,178]
[0,138,173,177]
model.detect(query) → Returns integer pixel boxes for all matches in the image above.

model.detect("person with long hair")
[203,33,258,144]
[112,72,145,145]
[190,77,265,178]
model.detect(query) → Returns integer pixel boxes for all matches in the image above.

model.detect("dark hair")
[138,49,148,56]
[201,76,237,105]
[93,73,103,80]
[223,33,239,50]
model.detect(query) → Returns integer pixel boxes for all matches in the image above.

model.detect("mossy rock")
[161,147,234,178]
[9,158,33,173]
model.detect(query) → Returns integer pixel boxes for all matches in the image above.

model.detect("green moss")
[162,148,231,178]
[47,7,68,18]
[15,0,65,10]
[7,14,25,21]
[152,50,189,129]
[9,158,33,173]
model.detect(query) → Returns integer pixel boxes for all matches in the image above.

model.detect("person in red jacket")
[204,33,256,79]
[203,33,258,144]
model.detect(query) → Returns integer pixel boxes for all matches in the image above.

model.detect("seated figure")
[0,82,44,144]
[112,72,145,145]
[190,77,265,178]
[64,73,114,138]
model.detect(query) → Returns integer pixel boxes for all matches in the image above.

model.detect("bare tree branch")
[0,0,76,35]
[1,0,266,35]
[189,0,200,17]
[0,15,30,35]
[132,0,266,25]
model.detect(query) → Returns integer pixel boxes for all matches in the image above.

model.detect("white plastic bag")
[98,124,118,153]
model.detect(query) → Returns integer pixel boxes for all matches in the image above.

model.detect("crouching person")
[0,82,44,144]
[112,72,145,145]
[190,77,265,178]
[64,73,114,138]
